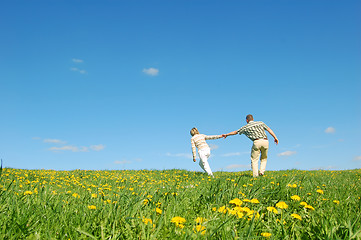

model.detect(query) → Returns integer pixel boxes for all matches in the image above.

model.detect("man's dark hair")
[246,114,254,121]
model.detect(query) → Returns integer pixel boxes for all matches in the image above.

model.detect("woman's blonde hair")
[190,127,199,136]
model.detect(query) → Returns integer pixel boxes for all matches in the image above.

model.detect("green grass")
[1,168,360,239]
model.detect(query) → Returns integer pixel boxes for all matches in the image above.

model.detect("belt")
[254,138,268,141]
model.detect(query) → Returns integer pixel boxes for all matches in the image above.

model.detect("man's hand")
[222,134,228,139]
[274,138,279,145]
[193,158,196,162]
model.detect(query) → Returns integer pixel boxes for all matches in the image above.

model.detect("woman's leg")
[198,148,213,176]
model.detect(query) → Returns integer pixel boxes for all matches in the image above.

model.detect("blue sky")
[1,0,360,172]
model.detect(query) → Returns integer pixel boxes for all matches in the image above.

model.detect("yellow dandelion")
[243,199,251,203]
[266,206,278,214]
[276,219,286,225]
[291,195,301,201]
[155,208,162,215]
[229,198,243,206]
[91,193,97,198]
[333,200,340,205]
[195,217,207,224]
[300,201,308,206]
[261,232,272,238]
[88,205,96,210]
[247,211,260,220]
[238,191,246,197]
[193,225,206,235]
[218,206,227,214]
[72,193,80,198]
[237,206,251,213]
[291,213,302,220]
[24,191,33,195]
[304,204,315,210]
[276,201,288,209]
[250,198,260,204]
[142,217,153,225]
[171,216,186,228]
[316,189,324,194]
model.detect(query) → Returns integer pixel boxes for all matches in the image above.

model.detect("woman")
[190,127,222,177]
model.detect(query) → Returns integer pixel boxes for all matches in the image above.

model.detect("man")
[222,114,279,177]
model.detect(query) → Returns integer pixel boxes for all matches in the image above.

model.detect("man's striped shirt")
[191,134,221,159]
[237,121,269,141]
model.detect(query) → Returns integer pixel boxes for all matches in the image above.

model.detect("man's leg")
[259,140,269,175]
[251,141,261,177]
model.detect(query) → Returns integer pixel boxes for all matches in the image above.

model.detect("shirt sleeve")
[205,135,221,140]
[261,122,269,130]
[237,127,244,135]
[191,138,196,159]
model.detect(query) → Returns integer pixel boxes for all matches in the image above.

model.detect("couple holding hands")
[191,114,279,178]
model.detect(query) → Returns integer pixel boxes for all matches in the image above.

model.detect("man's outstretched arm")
[266,128,279,144]
[222,130,238,138]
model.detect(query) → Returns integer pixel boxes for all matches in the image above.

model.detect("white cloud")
[143,67,159,76]
[72,58,84,63]
[44,139,67,144]
[221,152,248,157]
[49,145,88,152]
[114,160,132,164]
[70,67,87,74]
[277,151,297,157]
[353,156,361,161]
[166,153,192,159]
[225,164,250,169]
[325,127,335,134]
[48,143,104,152]
[310,166,337,170]
[90,144,105,151]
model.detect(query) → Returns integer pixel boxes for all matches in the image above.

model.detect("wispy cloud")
[72,58,84,63]
[43,139,67,144]
[114,160,132,164]
[225,164,250,169]
[70,67,87,74]
[49,145,88,152]
[41,137,105,153]
[277,151,297,157]
[209,144,219,150]
[90,144,105,151]
[310,165,337,170]
[165,153,192,159]
[325,127,335,134]
[143,67,159,76]
[221,152,248,157]
[353,156,361,161]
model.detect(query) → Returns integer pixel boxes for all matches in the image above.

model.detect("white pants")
[198,147,213,176]
[251,139,269,177]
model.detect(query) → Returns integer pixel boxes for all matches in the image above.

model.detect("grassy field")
[1,166,360,239]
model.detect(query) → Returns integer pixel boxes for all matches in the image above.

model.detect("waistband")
[253,138,268,141]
